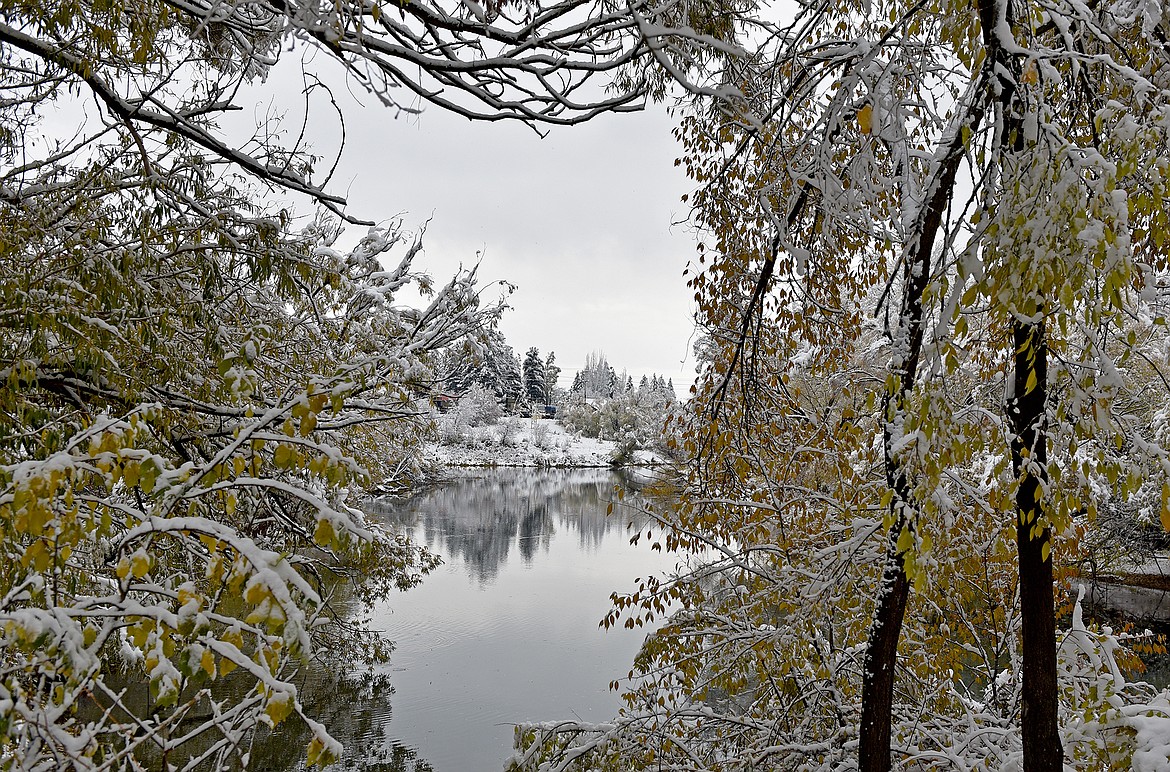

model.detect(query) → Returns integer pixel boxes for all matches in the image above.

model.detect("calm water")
[312,468,676,771]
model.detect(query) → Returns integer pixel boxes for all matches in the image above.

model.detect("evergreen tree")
[500,354,524,407]
[544,351,562,400]
[523,347,548,405]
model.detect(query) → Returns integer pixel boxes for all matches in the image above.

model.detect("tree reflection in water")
[369,469,652,584]
[248,666,433,772]
[102,469,660,771]
[247,468,663,771]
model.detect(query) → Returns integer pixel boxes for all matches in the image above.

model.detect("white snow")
[426,417,667,468]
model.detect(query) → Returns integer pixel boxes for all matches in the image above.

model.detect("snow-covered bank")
[426,417,667,468]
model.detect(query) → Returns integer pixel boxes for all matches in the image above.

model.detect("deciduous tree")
[0,0,707,764]
[512,0,1170,765]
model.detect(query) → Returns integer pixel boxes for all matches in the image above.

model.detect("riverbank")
[426,417,668,468]
[1084,553,1170,627]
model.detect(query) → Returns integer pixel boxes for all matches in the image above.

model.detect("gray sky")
[254,56,700,390]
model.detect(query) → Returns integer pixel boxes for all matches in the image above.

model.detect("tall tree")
[571,351,616,400]
[544,352,562,399]
[511,0,1170,764]
[524,347,549,405]
[673,0,1170,765]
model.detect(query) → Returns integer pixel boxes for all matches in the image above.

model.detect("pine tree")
[523,347,548,405]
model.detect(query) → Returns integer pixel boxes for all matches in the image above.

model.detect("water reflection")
[250,668,434,772]
[368,469,651,584]
[245,469,667,771]
[345,467,672,772]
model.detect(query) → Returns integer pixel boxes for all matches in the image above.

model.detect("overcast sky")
[252,55,701,390]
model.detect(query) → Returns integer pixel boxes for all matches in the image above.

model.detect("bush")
[454,383,503,427]
[531,419,551,449]
[560,392,671,451]
[498,417,522,445]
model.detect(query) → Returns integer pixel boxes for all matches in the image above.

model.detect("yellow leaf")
[177,586,198,608]
[273,444,292,468]
[313,518,335,547]
[307,736,339,767]
[245,581,268,606]
[266,692,293,726]
[895,526,914,556]
[857,104,874,135]
[1160,483,1170,532]
[1025,369,1038,394]
[201,649,216,678]
[131,552,151,578]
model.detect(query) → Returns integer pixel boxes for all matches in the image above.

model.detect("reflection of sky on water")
[355,468,675,772]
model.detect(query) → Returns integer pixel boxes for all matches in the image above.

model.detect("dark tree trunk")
[857,82,988,772]
[859,249,928,772]
[859,525,911,772]
[973,0,1065,759]
[1010,319,1063,771]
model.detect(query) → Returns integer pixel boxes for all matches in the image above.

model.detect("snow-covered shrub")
[437,412,469,445]
[608,436,638,467]
[531,419,552,449]
[454,383,502,427]
[560,392,676,453]
[498,417,522,445]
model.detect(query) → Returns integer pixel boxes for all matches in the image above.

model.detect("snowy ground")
[426,417,666,468]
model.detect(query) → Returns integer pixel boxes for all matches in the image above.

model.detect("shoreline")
[425,417,668,470]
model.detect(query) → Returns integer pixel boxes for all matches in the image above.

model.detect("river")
[303,467,676,771]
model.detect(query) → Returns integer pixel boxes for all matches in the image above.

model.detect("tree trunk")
[1010,319,1063,771]
[857,84,987,771]
[859,526,911,772]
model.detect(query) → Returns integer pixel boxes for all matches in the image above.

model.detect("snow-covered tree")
[0,0,716,764]
[454,383,504,427]
[570,371,586,396]
[0,209,507,766]
[512,0,1170,764]
[524,347,549,405]
[544,352,562,400]
[569,352,620,400]
[435,324,526,409]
